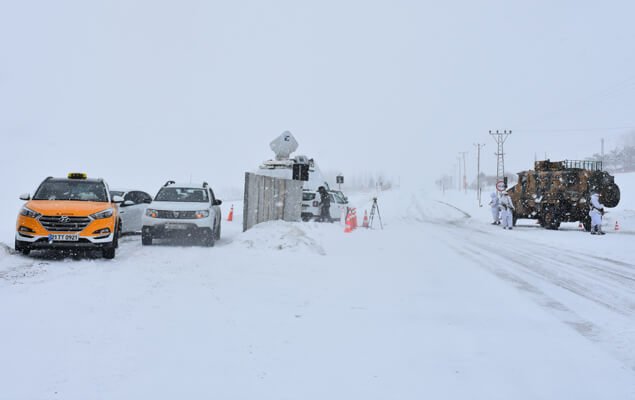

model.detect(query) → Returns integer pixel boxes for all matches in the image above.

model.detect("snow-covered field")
[1,174,635,399]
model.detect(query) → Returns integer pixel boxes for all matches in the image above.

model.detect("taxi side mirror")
[112,195,124,204]
[19,193,30,201]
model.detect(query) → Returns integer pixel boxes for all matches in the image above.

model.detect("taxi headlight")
[195,210,210,219]
[91,208,114,220]
[20,207,41,219]
[146,209,159,218]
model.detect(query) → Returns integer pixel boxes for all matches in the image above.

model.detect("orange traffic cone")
[227,205,234,222]
[344,210,353,233]
[615,221,620,231]
[362,210,369,228]
[351,208,358,230]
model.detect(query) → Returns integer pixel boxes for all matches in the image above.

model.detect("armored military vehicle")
[507,160,620,230]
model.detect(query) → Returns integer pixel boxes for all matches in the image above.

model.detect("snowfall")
[1,174,635,400]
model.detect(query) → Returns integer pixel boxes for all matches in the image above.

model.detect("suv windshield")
[34,180,109,202]
[155,187,209,203]
[332,191,347,204]
[303,192,316,201]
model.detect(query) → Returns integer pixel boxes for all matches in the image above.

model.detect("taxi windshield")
[33,180,109,202]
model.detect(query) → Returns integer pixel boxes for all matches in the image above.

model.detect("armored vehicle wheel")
[582,217,592,232]
[541,209,561,230]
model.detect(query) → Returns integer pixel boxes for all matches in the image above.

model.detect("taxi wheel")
[103,245,116,259]
[14,239,30,256]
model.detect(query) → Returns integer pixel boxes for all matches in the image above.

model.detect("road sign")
[496,180,506,192]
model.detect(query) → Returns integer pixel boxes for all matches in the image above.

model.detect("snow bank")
[231,220,326,255]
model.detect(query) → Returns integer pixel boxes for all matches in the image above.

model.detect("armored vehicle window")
[565,173,577,186]
[520,175,528,194]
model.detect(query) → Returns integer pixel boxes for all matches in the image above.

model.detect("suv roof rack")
[163,180,175,187]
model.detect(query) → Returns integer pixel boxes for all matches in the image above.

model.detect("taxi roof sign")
[68,172,88,180]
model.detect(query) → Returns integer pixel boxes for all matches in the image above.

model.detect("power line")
[514,126,635,135]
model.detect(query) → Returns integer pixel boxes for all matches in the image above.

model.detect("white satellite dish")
[270,131,299,160]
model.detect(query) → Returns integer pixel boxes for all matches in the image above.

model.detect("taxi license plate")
[165,223,188,230]
[49,234,79,241]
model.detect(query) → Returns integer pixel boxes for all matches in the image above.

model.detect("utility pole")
[489,130,512,188]
[474,143,485,206]
[601,138,605,164]
[459,151,468,194]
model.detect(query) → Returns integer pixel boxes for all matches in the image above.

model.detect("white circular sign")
[496,181,506,192]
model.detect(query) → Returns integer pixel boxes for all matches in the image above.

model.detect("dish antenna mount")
[270,131,299,161]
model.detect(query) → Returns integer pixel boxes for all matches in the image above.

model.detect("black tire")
[103,244,116,259]
[541,210,561,230]
[203,230,215,247]
[142,233,153,246]
[14,239,30,256]
[113,225,120,249]
[215,223,221,241]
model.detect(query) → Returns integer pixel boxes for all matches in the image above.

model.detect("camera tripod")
[368,197,383,230]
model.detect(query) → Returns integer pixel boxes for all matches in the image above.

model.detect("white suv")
[301,189,349,222]
[141,181,222,246]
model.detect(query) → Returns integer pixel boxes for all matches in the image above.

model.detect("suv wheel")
[203,230,215,247]
[142,233,153,246]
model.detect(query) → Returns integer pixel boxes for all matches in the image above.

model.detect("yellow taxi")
[15,173,123,259]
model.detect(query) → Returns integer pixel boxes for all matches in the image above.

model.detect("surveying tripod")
[368,197,383,230]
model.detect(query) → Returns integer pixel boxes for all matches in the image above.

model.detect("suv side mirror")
[122,200,135,207]
[19,193,31,201]
[144,198,152,204]
[214,199,222,206]
[112,195,124,204]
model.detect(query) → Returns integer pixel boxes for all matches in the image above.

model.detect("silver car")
[110,189,153,234]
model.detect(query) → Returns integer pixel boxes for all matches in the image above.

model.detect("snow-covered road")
[1,186,634,399]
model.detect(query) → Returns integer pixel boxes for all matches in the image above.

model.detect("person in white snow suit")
[488,192,500,225]
[588,192,606,235]
[499,191,515,230]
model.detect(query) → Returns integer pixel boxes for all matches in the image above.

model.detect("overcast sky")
[2,0,635,199]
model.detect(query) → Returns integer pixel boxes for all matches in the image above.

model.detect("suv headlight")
[146,209,158,218]
[20,207,41,219]
[91,208,114,220]
[195,210,210,219]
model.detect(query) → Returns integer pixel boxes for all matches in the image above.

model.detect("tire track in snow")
[407,197,635,370]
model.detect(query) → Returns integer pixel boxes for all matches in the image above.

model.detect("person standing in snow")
[499,191,515,230]
[317,186,331,222]
[488,192,500,225]
[589,192,606,235]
